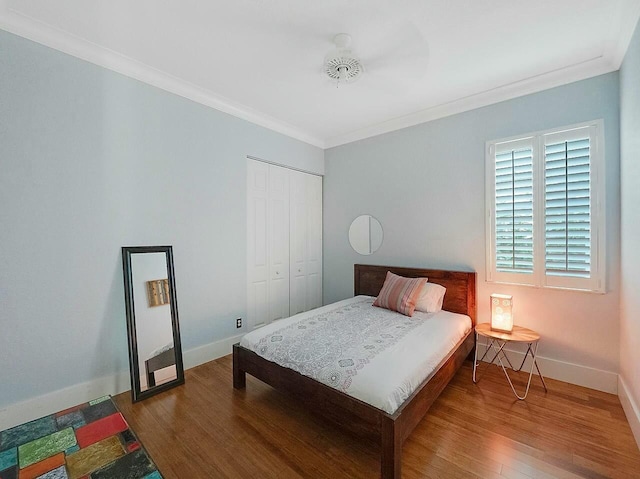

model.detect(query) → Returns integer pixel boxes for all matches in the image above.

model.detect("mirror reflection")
[349,215,383,255]
[122,246,184,402]
[131,253,177,391]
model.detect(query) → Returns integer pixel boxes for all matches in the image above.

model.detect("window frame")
[485,120,606,293]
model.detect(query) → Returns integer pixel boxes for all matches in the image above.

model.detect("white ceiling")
[1,0,639,148]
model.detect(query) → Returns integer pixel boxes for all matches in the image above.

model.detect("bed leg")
[381,417,401,479]
[232,344,246,389]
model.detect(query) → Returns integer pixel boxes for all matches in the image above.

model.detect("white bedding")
[149,342,173,359]
[239,296,471,414]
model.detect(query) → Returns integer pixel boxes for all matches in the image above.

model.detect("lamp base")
[490,326,513,334]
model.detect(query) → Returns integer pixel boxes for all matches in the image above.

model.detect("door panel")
[289,170,307,315]
[268,164,290,321]
[305,174,323,309]
[247,160,269,329]
[249,281,268,329]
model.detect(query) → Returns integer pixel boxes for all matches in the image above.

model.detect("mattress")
[239,296,472,414]
[148,342,173,359]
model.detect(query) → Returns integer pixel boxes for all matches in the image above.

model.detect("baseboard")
[0,333,243,431]
[618,375,640,450]
[182,333,243,370]
[0,371,132,432]
[476,340,618,394]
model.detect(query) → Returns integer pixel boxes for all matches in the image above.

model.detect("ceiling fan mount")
[323,33,364,85]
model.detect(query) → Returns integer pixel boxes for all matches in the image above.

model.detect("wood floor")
[113,356,640,479]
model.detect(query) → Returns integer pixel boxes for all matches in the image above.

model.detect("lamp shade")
[490,294,513,333]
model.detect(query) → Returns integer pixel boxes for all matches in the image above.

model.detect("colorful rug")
[0,396,162,479]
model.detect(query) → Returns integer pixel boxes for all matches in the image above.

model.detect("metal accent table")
[473,323,547,400]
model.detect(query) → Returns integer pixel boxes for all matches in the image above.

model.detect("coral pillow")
[373,272,427,317]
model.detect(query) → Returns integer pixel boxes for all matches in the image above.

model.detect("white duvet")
[240,296,471,414]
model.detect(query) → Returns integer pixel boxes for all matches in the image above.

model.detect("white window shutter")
[544,133,591,278]
[495,147,534,274]
[486,120,605,293]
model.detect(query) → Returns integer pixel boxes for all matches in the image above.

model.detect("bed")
[233,264,477,478]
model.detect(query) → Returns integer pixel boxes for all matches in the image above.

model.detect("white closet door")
[268,164,290,321]
[289,170,307,316]
[248,159,322,327]
[247,159,269,329]
[305,174,323,310]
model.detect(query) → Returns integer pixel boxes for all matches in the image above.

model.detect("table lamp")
[490,293,513,333]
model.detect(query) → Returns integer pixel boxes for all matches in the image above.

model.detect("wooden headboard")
[354,264,477,325]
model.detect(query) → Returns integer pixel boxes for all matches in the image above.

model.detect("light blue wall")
[324,73,621,378]
[0,30,323,409]
[620,18,640,439]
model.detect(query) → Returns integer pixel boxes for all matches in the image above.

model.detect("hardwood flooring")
[113,356,640,478]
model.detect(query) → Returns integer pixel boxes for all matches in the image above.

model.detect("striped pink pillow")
[373,272,427,317]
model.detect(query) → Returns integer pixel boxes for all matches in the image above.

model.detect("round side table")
[472,323,547,400]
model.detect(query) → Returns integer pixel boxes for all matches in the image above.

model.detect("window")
[486,121,605,292]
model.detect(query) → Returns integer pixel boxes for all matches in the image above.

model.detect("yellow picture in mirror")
[146,278,170,307]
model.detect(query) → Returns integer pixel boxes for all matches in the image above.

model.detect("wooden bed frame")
[233,264,477,478]
[145,346,175,388]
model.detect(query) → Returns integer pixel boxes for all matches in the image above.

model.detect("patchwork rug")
[0,396,161,479]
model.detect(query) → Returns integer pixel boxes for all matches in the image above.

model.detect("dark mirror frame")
[122,245,185,402]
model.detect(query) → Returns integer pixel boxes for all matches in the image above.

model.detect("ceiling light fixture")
[324,33,363,87]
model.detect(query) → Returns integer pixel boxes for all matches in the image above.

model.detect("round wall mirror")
[349,215,383,255]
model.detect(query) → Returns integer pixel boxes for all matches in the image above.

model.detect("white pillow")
[415,282,447,313]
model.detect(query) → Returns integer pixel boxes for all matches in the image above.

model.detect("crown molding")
[606,0,640,69]
[325,55,618,149]
[0,5,326,149]
[1,3,637,151]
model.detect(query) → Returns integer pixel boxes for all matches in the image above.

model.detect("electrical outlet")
[236,318,242,328]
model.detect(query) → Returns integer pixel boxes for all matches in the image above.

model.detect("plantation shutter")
[487,121,603,292]
[544,128,592,278]
[494,142,534,274]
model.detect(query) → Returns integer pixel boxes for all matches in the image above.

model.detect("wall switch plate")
[236,318,242,328]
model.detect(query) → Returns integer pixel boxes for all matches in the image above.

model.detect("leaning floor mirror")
[122,245,185,402]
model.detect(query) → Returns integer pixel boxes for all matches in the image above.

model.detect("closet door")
[289,170,307,316]
[290,170,323,315]
[268,164,290,322]
[305,174,323,310]
[249,159,322,327]
[247,160,269,329]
